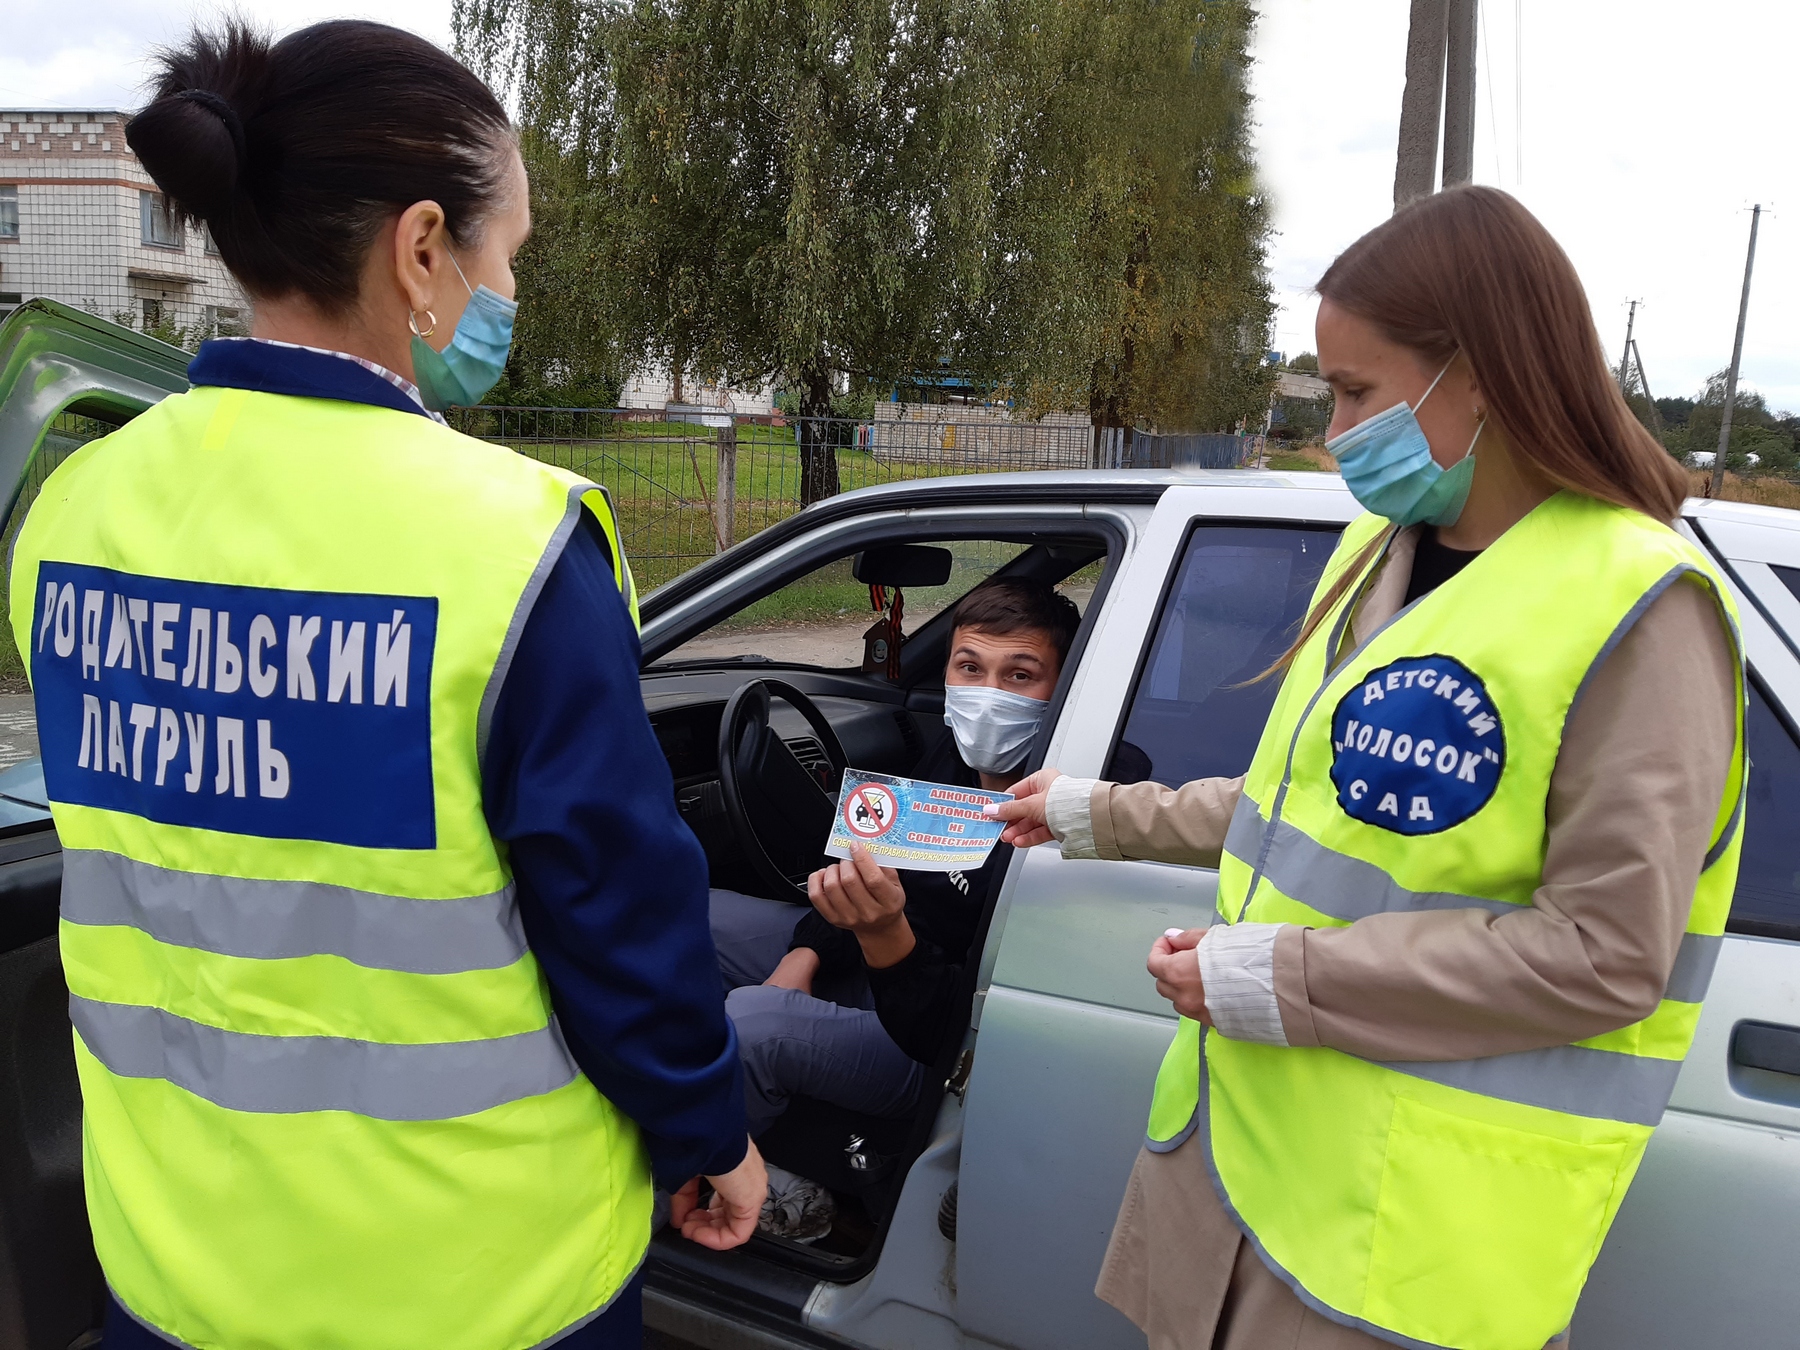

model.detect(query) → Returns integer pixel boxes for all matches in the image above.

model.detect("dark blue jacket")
[189,339,748,1188]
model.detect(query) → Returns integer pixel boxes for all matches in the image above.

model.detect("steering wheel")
[717,679,850,903]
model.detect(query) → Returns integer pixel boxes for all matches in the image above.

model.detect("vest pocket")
[1364,1092,1632,1350]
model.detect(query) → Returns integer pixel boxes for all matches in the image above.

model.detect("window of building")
[139,190,182,250]
[1107,523,1340,786]
[204,304,245,337]
[203,225,221,257]
[0,292,22,319]
[1726,678,1800,942]
[0,186,18,241]
[141,298,164,327]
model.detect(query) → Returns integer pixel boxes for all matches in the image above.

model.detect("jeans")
[709,890,926,1136]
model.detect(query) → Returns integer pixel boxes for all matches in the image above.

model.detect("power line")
[1514,0,1523,184]
[1479,0,1503,183]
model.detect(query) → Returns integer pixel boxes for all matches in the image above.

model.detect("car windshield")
[659,540,1097,668]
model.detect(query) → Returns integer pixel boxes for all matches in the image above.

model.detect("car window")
[1107,524,1339,786]
[1775,564,1800,606]
[662,540,1063,667]
[1727,679,1800,941]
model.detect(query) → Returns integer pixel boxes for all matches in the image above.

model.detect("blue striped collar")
[187,337,442,421]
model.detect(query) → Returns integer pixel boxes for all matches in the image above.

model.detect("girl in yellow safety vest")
[994,187,1745,1350]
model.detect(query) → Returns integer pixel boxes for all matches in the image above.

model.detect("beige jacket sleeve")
[1086,775,1246,868]
[1275,575,1738,1060]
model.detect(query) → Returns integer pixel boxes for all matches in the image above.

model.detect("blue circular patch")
[1328,654,1505,836]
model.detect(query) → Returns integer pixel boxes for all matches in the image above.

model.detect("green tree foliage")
[968,0,1273,432]
[1287,350,1319,373]
[457,0,1274,495]
[1654,371,1799,475]
[460,0,1001,502]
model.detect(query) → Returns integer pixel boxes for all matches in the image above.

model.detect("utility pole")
[1395,0,1479,210]
[1616,301,1639,391]
[1631,340,1664,437]
[1395,0,1448,209]
[1442,0,1478,187]
[1709,205,1761,499]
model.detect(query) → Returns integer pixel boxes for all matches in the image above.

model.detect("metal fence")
[0,407,1260,607]
[447,407,1263,592]
[1098,428,1262,470]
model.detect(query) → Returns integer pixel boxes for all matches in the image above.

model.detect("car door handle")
[1731,1021,1800,1077]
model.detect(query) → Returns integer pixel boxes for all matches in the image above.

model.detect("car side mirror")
[852,545,953,588]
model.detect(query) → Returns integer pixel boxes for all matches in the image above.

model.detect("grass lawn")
[1265,444,1337,472]
[715,541,1030,633]
[14,412,1786,698]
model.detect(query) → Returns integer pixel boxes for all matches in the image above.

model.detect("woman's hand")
[1146,927,1212,1024]
[985,766,1064,848]
[672,1138,768,1251]
[807,843,915,968]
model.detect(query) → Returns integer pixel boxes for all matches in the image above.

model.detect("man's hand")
[807,844,914,969]
[763,947,819,995]
[1146,927,1211,1023]
[672,1138,768,1251]
[985,766,1064,848]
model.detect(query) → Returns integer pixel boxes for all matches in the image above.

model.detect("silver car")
[3,301,1798,1350]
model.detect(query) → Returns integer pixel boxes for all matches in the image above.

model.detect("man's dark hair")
[127,19,515,313]
[949,579,1081,664]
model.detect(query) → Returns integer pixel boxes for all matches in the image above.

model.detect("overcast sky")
[7,1,1796,411]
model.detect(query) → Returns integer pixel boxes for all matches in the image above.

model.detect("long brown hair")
[1274,186,1688,672]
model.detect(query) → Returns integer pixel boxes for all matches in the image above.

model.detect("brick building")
[0,111,246,336]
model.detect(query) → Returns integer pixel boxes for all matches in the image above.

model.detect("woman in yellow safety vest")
[13,19,764,1350]
[995,186,1746,1350]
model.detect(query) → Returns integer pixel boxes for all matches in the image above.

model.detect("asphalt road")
[0,695,39,772]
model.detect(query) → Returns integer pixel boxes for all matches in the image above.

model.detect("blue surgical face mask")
[409,252,517,412]
[943,684,1049,775]
[1325,356,1483,527]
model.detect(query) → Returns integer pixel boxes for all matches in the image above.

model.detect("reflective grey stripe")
[1566,561,1749,875]
[1222,791,1264,871]
[1145,1107,1199,1154]
[1377,1043,1682,1128]
[1663,931,1723,1004]
[71,995,579,1120]
[477,482,601,766]
[61,849,526,976]
[1226,794,1718,1004]
[1228,791,1516,921]
[1704,787,1745,869]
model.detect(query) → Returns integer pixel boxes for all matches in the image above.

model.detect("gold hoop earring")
[408,309,437,339]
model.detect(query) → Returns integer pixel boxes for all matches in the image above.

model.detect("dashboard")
[640,666,949,895]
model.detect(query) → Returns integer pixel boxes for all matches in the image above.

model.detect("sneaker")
[759,1165,836,1244]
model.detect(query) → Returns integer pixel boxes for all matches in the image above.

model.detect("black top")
[1404,527,1484,606]
[789,736,1007,1065]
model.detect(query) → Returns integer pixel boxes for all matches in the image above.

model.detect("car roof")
[1682,495,1800,530]
[823,466,1355,503]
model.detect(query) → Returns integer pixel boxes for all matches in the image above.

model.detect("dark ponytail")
[126,20,515,314]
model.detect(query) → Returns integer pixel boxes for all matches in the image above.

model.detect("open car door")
[0,299,187,1348]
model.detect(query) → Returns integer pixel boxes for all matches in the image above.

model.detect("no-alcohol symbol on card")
[844,782,898,838]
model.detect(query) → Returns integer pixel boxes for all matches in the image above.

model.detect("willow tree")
[968,0,1273,433]
[459,0,1001,502]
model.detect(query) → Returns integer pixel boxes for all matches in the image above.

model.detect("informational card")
[824,768,1009,873]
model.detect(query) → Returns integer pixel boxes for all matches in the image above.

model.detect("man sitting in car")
[708,578,1077,1239]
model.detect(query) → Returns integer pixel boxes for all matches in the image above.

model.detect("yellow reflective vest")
[1146,493,1747,1350]
[11,385,650,1349]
